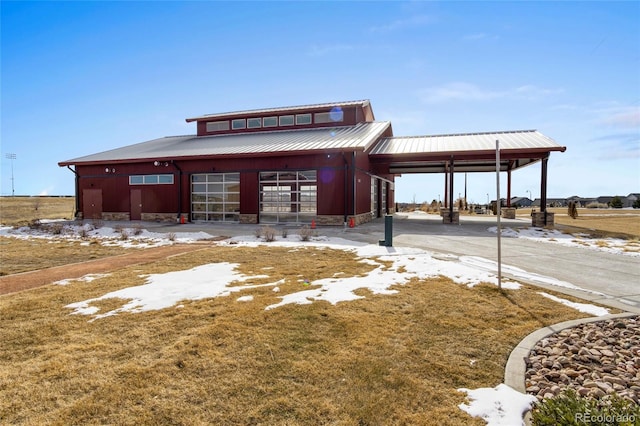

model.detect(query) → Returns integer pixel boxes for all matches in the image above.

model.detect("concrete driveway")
[153,212,640,314]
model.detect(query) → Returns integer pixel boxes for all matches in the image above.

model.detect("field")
[515,207,640,239]
[0,197,631,424]
[0,196,76,226]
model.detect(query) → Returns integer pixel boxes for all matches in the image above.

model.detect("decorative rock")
[525,316,640,402]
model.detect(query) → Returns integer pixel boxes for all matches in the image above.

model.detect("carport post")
[449,156,454,219]
[540,155,549,225]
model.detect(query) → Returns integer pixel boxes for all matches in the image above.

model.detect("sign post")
[496,140,502,290]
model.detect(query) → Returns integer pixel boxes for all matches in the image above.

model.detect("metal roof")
[369,130,567,174]
[370,130,565,156]
[59,121,391,166]
[185,100,370,122]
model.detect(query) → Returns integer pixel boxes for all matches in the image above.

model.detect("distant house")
[532,198,567,207]
[624,193,640,208]
[510,196,532,207]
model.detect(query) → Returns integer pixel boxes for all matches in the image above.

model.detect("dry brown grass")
[0,196,75,226]
[516,207,640,239]
[0,245,597,425]
[0,237,130,275]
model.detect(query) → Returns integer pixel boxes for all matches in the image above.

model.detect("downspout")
[172,161,183,221]
[342,153,349,224]
[352,151,357,218]
[66,165,79,219]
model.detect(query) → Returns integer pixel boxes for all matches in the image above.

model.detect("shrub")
[610,196,623,208]
[299,225,312,242]
[254,227,262,239]
[47,223,64,235]
[281,228,288,239]
[132,224,143,236]
[91,218,104,229]
[119,229,129,240]
[531,389,640,426]
[261,226,276,242]
[586,202,609,209]
[29,219,42,229]
[167,232,176,242]
[568,201,578,219]
[633,199,640,209]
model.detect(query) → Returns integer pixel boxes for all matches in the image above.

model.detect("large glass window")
[191,173,240,222]
[259,171,317,223]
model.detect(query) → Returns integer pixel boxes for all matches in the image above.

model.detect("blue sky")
[1,1,639,203]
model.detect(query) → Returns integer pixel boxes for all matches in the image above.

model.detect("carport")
[369,130,567,226]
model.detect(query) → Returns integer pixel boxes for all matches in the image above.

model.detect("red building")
[59,100,565,225]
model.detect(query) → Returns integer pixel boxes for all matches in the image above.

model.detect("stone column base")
[442,210,460,224]
[532,211,555,227]
[502,208,516,219]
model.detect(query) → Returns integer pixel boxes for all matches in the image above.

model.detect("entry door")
[83,189,103,220]
[130,189,142,220]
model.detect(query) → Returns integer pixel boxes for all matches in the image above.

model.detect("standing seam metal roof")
[369,130,565,155]
[59,121,391,165]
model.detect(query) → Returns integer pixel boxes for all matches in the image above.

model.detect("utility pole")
[5,153,16,196]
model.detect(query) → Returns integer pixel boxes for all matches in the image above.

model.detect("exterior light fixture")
[154,161,169,167]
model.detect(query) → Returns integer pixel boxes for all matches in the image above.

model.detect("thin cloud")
[307,43,355,57]
[599,108,640,128]
[462,33,499,41]
[369,14,432,33]
[589,132,640,159]
[419,82,563,104]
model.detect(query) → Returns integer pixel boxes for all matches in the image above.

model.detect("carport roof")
[368,130,566,174]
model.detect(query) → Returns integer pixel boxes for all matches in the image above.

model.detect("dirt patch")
[0,243,212,296]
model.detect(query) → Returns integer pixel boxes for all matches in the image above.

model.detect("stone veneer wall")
[531,211,555,227]
[315,215,344,226]
[240,214,258,224]
[102,212,130,221]
[141,213,178,223]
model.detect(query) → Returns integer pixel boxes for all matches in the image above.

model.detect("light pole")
[5,153,16,196]
[526,190,532,203]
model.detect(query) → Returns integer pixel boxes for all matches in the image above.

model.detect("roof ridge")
[385,129,538,139]
[186,100,371,122]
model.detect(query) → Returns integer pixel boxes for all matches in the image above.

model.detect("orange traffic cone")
[311,219,316,229]
[349,217,355,228]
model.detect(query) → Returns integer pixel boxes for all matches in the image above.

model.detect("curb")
[504,312,638,424]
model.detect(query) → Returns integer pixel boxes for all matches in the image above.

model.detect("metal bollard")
[378,214,393,247]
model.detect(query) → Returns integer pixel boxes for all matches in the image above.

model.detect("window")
[263,116,278,127]
[314,109,344,124]
[279,115,294,126]
[232,119,246,130]
[206,121,230,132]
[129,174,174,185]
[191,173,240,222]
[296,114,312,125]
[247,117,261,129]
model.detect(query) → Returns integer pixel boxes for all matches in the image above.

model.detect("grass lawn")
[0,245,597,425]
[515,207,640,239]
[0,196,75,227]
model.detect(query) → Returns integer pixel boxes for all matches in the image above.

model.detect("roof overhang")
[369,130,566,174]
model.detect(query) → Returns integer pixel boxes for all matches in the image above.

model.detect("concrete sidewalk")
[149,212,640,314]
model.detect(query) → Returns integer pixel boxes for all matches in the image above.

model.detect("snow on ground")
[490,226,640,257]
[63,234,610,320]
[458,384,537,426]
[538,292,610,316]
[0,222,213,248]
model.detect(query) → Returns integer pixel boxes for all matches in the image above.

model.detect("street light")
[5,153,16,196]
